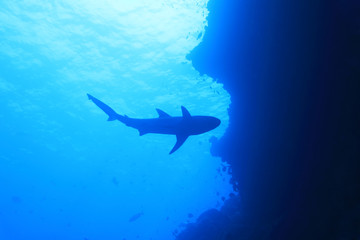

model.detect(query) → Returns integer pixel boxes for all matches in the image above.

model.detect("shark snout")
[214,117,221,128]
[209,117,221,130]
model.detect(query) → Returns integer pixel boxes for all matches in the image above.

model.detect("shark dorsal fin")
[156,108,171,118]
[181,106,191,119]
[169,134,189,154]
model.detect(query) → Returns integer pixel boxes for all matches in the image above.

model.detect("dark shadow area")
[177,0,360,239]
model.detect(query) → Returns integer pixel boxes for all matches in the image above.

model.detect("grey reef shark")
[87,94,221,154]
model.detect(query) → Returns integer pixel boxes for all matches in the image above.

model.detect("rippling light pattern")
[0,1,232,239]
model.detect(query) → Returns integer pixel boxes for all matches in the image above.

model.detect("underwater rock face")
[184,0,360,239]
[176,196,245,240]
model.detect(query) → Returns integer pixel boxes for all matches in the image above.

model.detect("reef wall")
[178,0,360,239]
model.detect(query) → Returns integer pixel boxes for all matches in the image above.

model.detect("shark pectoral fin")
[169,135,189,154]
[156,108,171,118]
[181,106,191,119]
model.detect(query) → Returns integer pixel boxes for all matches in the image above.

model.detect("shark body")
[87,94,220,154]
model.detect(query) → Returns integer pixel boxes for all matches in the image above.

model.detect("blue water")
[0,1,234,240]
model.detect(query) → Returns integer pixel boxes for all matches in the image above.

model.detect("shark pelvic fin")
[156,108,171,118]
[169,134,189,154]
[138,129,147,136]
[181,106,191,119]
[107,116,117,121]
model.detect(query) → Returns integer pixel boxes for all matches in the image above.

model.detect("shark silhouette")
[87,94,221,154]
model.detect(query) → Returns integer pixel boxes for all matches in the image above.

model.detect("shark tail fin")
[87,93,123,122]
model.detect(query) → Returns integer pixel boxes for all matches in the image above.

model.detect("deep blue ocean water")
[0,1,235,240]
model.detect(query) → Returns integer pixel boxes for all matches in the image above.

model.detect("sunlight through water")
[0,1,233,239]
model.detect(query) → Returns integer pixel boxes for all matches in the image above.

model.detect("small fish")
[129,211,144,222]
[11,196,22,204]
[112,177,119,186]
